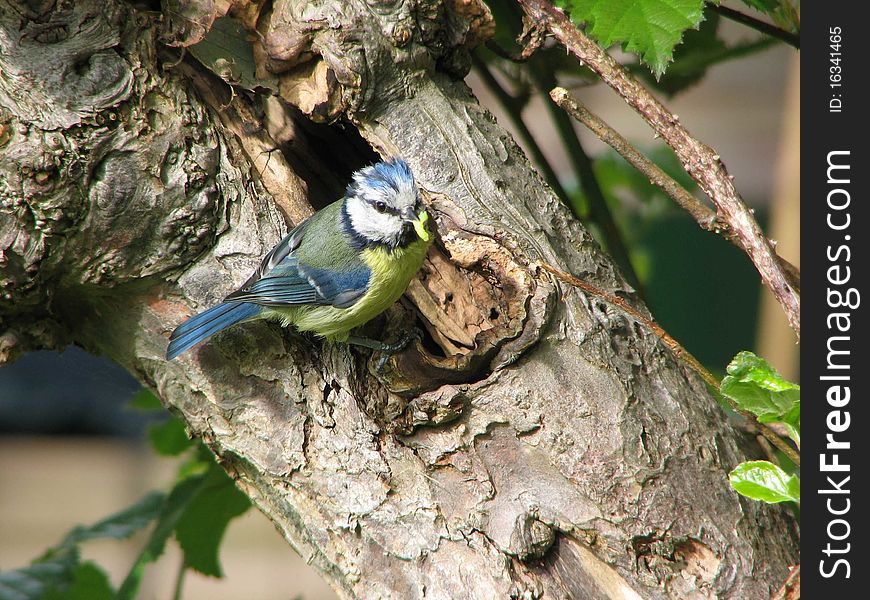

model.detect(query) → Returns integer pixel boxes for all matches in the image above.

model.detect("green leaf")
[782,423,800,447]
[43,563,113,600]
[175,464,251,577]
[117,475,208,600]
[594,146,696,205]
[635,11,724,94]
[736,0,800,33]
[729,460,800,503]
[127,388,162,411]
[65,492,165,545]
[0,494,163,600]
[780,403,800,446]
[720,351,800,429]
[738,0,779,14]
[0,546,78,600]
[558,0,707,76]
[635,13,775,96]
[148,418,194,456]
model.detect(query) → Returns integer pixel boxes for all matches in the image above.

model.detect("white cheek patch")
[346,197,402,245]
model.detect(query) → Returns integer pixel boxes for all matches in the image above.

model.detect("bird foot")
[347,329,422,373]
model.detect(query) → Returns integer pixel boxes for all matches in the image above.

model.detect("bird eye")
[374,201,387,213]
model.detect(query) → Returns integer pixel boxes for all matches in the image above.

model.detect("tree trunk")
[0,1,798,598]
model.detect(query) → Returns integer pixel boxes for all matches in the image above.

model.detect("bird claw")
[375,329,422,373]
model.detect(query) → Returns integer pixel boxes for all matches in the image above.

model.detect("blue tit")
[166,158,432,361]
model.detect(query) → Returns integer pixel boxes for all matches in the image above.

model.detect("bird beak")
[402,208,431,242]
[410,210,431,242]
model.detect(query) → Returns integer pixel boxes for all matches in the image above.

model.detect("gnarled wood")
[0,1,798,598]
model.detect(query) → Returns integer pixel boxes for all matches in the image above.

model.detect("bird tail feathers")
[166,302,261,360]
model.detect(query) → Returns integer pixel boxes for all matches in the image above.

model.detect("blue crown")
[347,157,415,198]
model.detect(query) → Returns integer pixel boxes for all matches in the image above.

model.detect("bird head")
[342,158,432,250]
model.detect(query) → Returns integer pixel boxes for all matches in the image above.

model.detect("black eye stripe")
[370,199,400,215]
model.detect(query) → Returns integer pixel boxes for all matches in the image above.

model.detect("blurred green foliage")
[0,391,251,600]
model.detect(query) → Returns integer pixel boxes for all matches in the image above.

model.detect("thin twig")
[485,40,524,62]
[539,261,801,468]
[539,262,713,388]
[485,40,531,63]
[552,88,719,228]
[710,3,800,50]
[755,434,780,467]
[528,70,643,292]
[550,88,800,292]
[624,37,776,81]
[770,564,800,600]
[518,0,800,337]
[172,558,187,600]
[482,16,548,62]
[742,414,800,469]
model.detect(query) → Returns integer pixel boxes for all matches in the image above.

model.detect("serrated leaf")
[43,563,113,600]
[720,351,800,428]
[174,465,251,577]
[634,11,724,94]
[148,418,194,456]
[117,475,208,600]
[738,1,800,34]
[635,13,776,96]
[729,460,800,503]
[558,0,707,75]
[739,0,779,13]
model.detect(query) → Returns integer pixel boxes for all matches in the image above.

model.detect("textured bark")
[1,1,798,599]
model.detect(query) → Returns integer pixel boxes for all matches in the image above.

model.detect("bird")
[166,157,432,362]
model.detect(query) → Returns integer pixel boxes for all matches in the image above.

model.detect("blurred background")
[0,8,798,600]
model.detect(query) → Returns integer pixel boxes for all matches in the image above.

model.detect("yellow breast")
[264,237,430,340]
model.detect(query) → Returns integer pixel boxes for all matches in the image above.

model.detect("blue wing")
[167,302,261,360]
[225,256,370,309]
[167,210,370,360]
[224,216,371,309]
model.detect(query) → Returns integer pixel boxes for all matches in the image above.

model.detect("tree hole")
[264,100,379,210]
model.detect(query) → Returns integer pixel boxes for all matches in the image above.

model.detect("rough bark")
[1,1,798,599]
